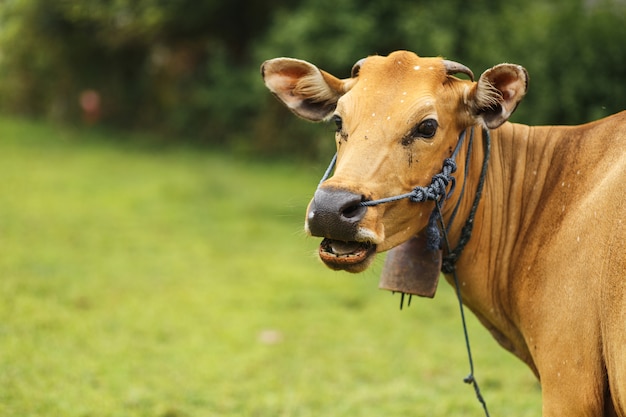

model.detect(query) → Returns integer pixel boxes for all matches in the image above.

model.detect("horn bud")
[351,58,367,78]
[442,59,474,81]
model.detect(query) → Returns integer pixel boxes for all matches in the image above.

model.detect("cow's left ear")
[261,58,354,121]
[470,64,529,129]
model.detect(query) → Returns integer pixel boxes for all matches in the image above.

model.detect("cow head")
[261,51,527,282]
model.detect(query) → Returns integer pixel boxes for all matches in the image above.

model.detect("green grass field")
[0,117,541,416]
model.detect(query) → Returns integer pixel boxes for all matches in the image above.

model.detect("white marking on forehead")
[414,65,420,71]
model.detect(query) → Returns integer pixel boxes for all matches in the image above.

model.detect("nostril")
[341,203,367,221]
[307,188,368,240]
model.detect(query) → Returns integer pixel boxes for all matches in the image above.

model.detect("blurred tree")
[254,0,626,155]
[0,0,624,158]
[0,0,301,144]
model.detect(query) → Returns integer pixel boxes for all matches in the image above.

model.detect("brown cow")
[261,51,626,416]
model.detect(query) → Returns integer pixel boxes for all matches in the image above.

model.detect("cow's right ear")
[261,58,354,122]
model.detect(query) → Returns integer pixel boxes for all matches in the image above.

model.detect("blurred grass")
[0,117,541,416]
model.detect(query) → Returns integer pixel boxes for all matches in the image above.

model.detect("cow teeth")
[330,241,361,255]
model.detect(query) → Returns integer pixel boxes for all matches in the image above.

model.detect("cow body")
[456,120,626,416]
[262,51,626,416]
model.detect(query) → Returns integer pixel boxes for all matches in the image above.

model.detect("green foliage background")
[0,0,625,158]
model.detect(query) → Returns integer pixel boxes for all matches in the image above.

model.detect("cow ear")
[261,58,353,122]
[471,64,529,129]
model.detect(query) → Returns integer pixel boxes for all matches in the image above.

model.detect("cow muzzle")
[306,187,378,272]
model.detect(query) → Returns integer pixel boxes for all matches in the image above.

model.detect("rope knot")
[442,157,457,175]
[441,254,458,273]
[408,186,430,203]
[406,157,457,204]
[431,173,451,195]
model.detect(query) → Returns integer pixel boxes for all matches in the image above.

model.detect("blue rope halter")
[317,127,487,254]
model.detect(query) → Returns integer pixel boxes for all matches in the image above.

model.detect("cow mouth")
[318,238,377,272]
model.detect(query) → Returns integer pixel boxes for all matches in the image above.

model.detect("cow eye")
[332,115,343,132]
[417,119,438,138]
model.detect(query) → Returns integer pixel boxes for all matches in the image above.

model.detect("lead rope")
[436,127,491,417]
[437,128,491,417]
[436,198,491,417]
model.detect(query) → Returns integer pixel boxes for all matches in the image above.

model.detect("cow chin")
[317,238,378,273]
